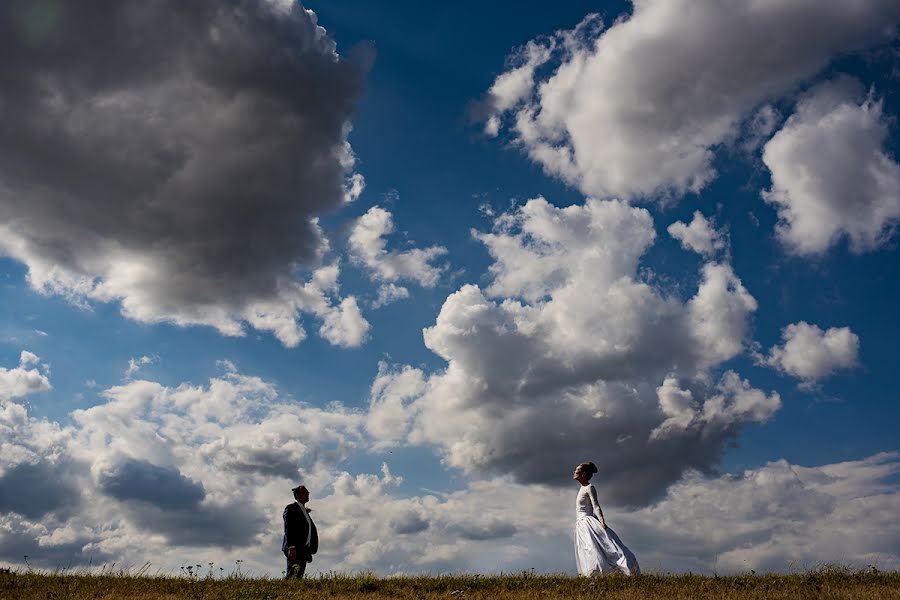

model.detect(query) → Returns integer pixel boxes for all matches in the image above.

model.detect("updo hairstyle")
[578,461,598,480]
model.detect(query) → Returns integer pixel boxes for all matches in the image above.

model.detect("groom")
[282,484,318,579]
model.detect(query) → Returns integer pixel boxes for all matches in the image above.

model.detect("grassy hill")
[2,568,899,599]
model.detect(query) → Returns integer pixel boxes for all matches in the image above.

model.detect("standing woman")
[573,461,640,576]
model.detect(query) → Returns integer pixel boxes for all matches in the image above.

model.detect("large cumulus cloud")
[0,0,370,345]
[762,78,900,255]
[367,197,777,505]
[479,0,900,200]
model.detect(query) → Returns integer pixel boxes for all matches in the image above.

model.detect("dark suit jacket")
[282,503,318,558]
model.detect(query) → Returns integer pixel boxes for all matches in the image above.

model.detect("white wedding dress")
[574,484,640,576]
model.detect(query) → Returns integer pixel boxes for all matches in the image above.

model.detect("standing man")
[282,484,318,579]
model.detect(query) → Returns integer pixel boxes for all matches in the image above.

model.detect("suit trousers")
[285,555,308,579]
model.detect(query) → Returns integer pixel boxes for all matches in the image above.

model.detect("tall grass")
[2,566,898,599]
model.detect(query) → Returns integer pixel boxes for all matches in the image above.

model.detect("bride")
[573,461,640,576]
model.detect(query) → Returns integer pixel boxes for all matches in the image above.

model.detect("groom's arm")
[283,505,300,554]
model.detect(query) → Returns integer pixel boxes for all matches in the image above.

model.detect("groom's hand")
[287,547,297,561]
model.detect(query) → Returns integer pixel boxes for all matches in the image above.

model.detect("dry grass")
[2,567,899,600]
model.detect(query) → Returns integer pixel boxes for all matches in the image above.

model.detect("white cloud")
[0,352,51,401]
[349,206,448,303]
[367,197,766,504]
[19,351,40,367]
[372,283,411,309]
[481,1,900,200]
[650,372,781,440]
[124,355,158,379]
[366,362,427,449]
[242,263,371,348]
[344,173,366,204]
[688,263,758,370]
[0,1,371,347]
[477,38,558,137]
[762,321,860,386]
[668,211,727,257]
[316,471,572,574]
[762,78,900,255]
[318,296,370,348]
[624,453,900,573]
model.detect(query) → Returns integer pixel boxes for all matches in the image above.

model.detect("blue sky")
[1,0,899,576]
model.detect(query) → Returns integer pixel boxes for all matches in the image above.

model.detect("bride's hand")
[600,518,607,529]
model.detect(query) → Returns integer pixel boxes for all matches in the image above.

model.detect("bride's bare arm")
[587,485,607,528]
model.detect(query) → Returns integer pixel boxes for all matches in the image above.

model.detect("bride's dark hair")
[578,461,598,480]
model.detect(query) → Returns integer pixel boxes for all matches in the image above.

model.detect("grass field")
[2,568,899,600]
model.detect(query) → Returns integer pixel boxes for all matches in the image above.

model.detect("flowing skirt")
[574,515,640,576]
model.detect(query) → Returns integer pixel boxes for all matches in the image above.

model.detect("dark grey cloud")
[390,511,430,535]
[463,402,738,507]
[99,458,205,510]
[0,0,369,338]
[455,520,517,541]
[0,524,110,568]
[127,502,267,548]
[0,461,82,519]
[98,460,264,547]
[224,450,302,480]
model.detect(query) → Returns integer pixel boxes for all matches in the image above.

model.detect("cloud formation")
[0,353,78,524]
[124,355,157,379]
[622,452,900,573]
[349,206,448,307]
[761,321,860,386]
[97,458,205,510]
[0,0,370,346]
[668,212,727,258]
[1,353,897,575]
[650,372,780,441]
[763,78,900,255]
[0,353,366,565]
[367,197,771,505]
[0,351,51,400]
[313,452,900,575]
[480,0,900,200]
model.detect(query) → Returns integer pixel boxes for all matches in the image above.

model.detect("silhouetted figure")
[282,484,318,579]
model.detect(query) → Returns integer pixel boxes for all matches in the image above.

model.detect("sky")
[1,0,900,577]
